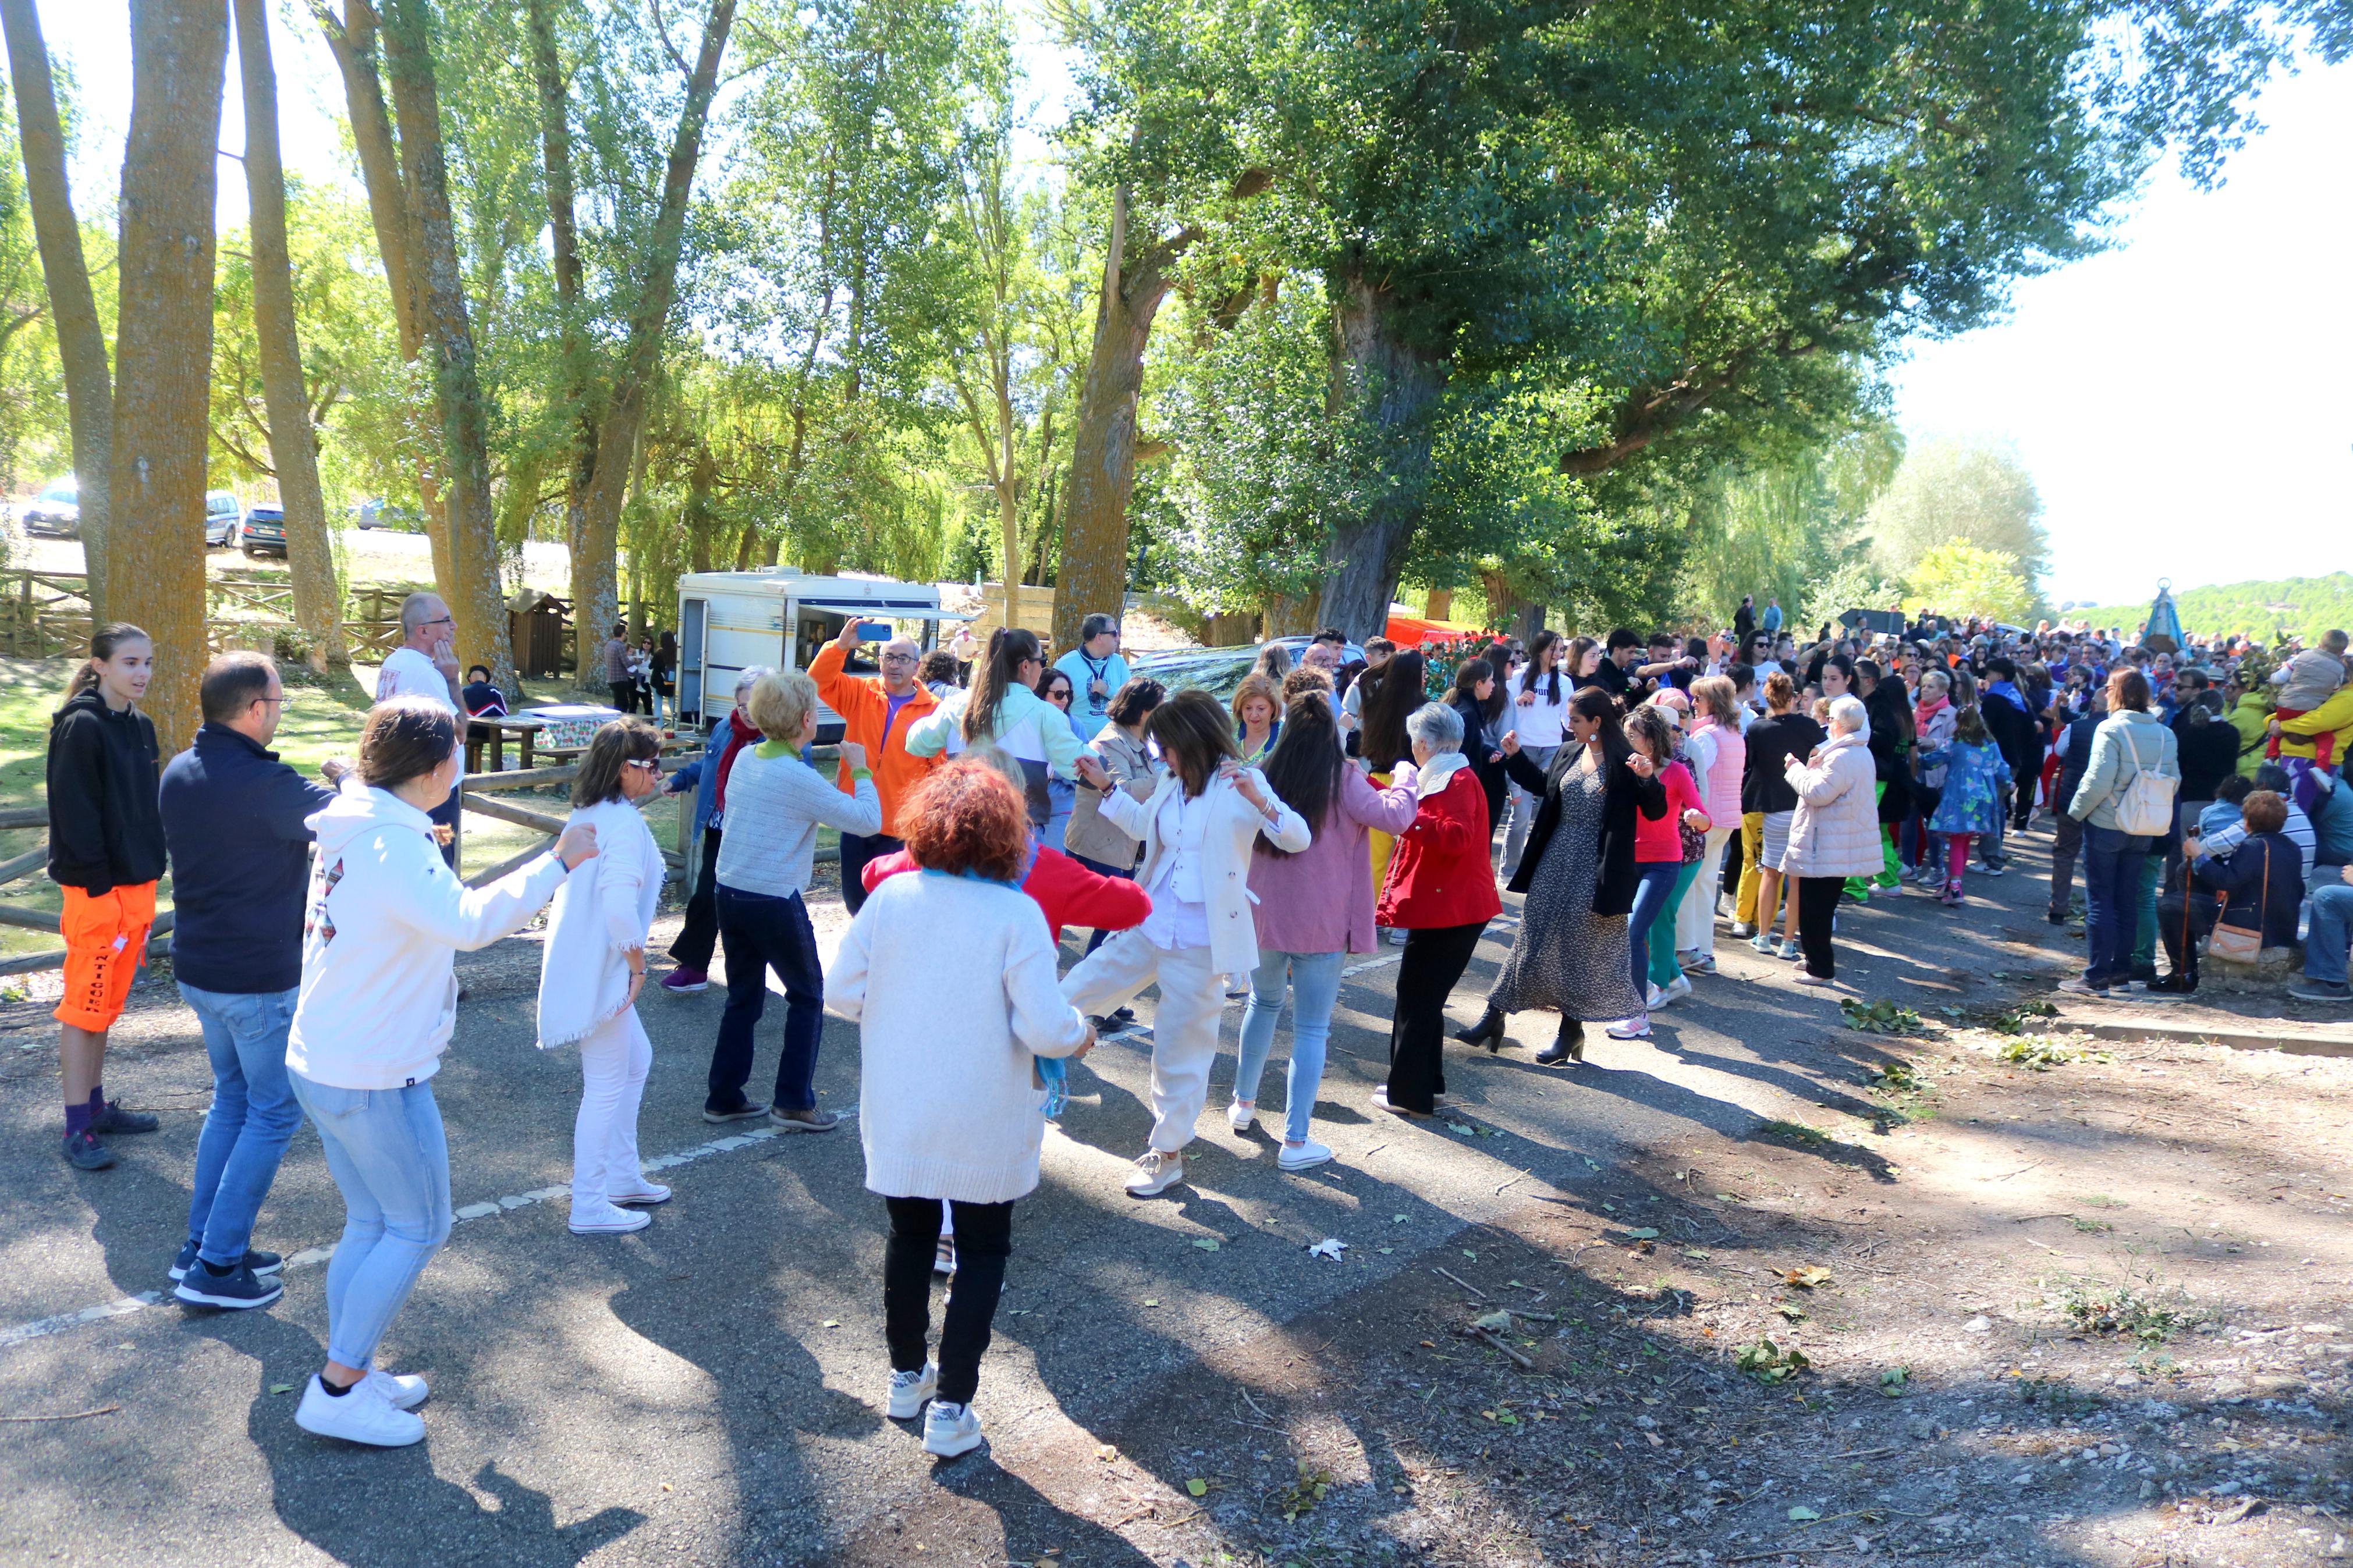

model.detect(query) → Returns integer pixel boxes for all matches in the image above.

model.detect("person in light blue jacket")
[2061,669,2179,998]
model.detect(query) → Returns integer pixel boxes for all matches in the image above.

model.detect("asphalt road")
[0,868,1971,1566]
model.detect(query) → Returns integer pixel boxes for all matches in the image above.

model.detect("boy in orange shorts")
[46,625,168,1170]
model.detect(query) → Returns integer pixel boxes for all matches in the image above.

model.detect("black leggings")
[1388,922,1486,1113]
[1795,875,1843,979]
[884,1196,1013,1406]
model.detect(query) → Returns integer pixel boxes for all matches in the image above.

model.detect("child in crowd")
[1915,705,2012,907]
[46,623,166,1171]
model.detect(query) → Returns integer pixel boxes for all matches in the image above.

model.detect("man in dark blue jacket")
[2046,693,2105,923]
[157,653,339,1310]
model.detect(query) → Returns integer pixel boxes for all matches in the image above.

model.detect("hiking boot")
[62,1130,115,1171]
[90,1100,158,1135]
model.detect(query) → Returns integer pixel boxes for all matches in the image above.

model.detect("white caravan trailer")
[673,570,968,740]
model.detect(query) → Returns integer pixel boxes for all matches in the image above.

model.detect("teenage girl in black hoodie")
[47,623,166,1169]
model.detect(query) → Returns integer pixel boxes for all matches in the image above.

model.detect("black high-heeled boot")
[1535,1018,1584,1066]
[1451,1007,1506,1051]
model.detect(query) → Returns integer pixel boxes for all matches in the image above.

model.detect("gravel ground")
[0,824,2344,1566]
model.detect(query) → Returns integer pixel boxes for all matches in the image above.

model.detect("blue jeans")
[1233,950,1344,1145]
[2306,883,2353,987]
[1500,744,1557,877]
[180,984,303,1267]
[1626,863,1683,1002]
[2082,824,2156,987]
[712,885,825,1112]
[289,1075,452,1371]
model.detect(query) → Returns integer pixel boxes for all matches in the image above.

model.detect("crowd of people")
[36,589,2353,1462]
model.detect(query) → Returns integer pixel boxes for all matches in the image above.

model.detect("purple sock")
[89,1084,105,1111]
[65,1101,92,1138]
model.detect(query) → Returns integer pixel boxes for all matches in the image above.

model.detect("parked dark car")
[1132,635,1368,702]
[20,477,78,538]
[237,504,288,558]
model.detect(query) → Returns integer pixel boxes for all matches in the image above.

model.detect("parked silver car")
[21,477,79,538]
[205,490,241,547]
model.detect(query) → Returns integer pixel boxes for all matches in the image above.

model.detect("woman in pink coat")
[1779,695,1883,986]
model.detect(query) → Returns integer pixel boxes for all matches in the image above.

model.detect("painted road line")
[0,1107,859,1355]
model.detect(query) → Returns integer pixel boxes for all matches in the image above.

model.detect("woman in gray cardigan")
[2063,668,2180,997]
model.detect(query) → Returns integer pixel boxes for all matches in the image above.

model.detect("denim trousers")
[1626,863,1683,1000]
[2047,812,2084,919]
[289,1073,452,1371]
[180,983,303,1267]
[836,832,904,918]
[2081,824,2156,987]
[2306,883,2353,987]
[883,1196,1013,1406]
[1233,949,1346,1145]
[712,885,826,1112]
[1499,745,1557,877]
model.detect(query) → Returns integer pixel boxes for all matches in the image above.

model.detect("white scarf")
[1412,752,1467,799]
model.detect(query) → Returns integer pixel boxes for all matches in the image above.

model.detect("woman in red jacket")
[1372,703,1502,1118]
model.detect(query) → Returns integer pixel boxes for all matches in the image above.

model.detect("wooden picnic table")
[466,714,546,773]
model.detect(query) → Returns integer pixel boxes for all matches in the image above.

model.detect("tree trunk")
[235,0,347,671]
[1422,587,1453,621]
[1312,276,1447,643]
[684,439,716,573]
[315,0,459,608]
[1,0,112,621]
[108,0,228,755]
[567,0,734,689]
[1052,187,1184,653]
[381,0,513,691]
[1262,593,1318,638]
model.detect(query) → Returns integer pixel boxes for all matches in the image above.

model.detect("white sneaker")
[1661,975,1693,1004]
[608,1182,672,1207]
[1227,1101,1255,1133]
[1749,931,1776,953]
[886,1361,938,1419]
[1644,983,1667,1010]
[1388,927,1409,946]
[924,1398,984,1457]
[294,1374,426,1447]
[570,1201,652,1235]
[364,1367,429,1411]
[1277,1140,1333,1172]
[1124,1150,1186,1197]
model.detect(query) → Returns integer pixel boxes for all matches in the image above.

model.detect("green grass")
[2077,571,2353,642]
[0,655,723,959]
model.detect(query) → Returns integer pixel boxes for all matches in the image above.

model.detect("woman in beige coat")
[1779,695,1882,987]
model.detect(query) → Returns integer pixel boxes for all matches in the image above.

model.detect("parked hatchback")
[20,477,78,538]
[237,504,288,557]
[205,490,241,547]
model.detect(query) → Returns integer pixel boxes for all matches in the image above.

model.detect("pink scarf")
[1914,694,1950,731]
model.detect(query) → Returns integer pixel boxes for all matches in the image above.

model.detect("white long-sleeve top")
[535,797,663,1049]
[288,783,569,1090]
[828,870,1092,1204]
[1088,767,1310,977]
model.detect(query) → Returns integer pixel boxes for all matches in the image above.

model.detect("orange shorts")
[55,882,157,1031]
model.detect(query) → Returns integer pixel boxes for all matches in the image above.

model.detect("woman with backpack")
[2061,669,2180,999]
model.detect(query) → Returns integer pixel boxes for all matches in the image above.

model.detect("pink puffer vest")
[1692,716,1744,826]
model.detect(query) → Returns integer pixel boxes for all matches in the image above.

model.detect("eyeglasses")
[879,652,918,666]
[624,758,659,771]
[1046,688,1071,703]
[418,616,455,628]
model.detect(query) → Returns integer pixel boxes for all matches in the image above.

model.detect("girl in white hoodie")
[286,698,598,1449]
[537,719,670,1235]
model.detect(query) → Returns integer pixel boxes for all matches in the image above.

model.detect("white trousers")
[1677,827,1734,957]
[1062,931,1225,1154]
[572,1006,652,1210]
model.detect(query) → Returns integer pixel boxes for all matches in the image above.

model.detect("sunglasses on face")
[624,758,659,772]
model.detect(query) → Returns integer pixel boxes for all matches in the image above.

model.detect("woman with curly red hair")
[825,760,1097,1459]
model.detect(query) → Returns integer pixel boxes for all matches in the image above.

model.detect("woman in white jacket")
[286,698,597,1448]
[826,759,1096,1459]
[1064,689,1311,1197]
[1777,695,1882,988]
[537,719,670,1236]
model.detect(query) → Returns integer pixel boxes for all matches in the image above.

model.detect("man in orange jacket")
[808,618,942,912]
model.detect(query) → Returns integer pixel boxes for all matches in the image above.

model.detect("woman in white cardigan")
[1064,689,1311,1198]
[537,719,671,1236]
[1779,695,1883,987]
[825,760,1095,1459]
